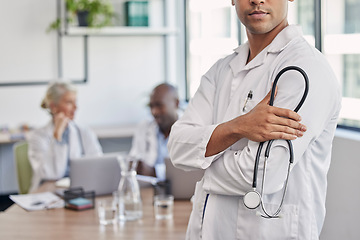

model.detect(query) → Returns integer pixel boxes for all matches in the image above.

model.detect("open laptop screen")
[165,158,204,200]
[69,154,122,196]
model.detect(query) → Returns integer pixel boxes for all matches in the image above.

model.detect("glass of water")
[154,194,174,220]
[97,199,117,225]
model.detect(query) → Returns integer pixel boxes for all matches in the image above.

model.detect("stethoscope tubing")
[248,65,309,218]
[270,66,309,112]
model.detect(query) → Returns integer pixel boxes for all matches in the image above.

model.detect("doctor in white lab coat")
[129,83,180,180]
[168,0,341,239]
[27,82,102,192]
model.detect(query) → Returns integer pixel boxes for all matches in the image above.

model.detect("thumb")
[261,85,278,105]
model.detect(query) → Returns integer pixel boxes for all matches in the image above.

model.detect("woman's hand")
[53,112,70,141]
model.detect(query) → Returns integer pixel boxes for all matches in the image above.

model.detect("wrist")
[228,116,246,140]
[53,131,62,141]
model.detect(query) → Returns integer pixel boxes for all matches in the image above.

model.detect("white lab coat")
[168,25,341,240]
[27,121,102,192]
[128,120,159,167]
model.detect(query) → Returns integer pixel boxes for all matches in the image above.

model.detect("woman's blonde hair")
[41,81,77,110]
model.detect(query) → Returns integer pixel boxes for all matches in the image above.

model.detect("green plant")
[47,0,115,32]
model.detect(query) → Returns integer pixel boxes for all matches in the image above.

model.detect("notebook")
[165,158,205,200]
[67,153,122,196]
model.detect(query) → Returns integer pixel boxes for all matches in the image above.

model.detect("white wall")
[320,129,360,240]
[0,0,183,130]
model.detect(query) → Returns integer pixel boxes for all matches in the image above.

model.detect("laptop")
[68,153,122,196]
[165,158,205,200]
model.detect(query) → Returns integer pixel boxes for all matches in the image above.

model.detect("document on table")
[136,174,158,185]
[55,177,70,188]
[10,192,64,211]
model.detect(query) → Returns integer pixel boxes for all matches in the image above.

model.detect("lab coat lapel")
[218,26,302,124]
[68,122,82,158]
[221,86,245,123]
[221,44,268,123]
[144,121,158,167]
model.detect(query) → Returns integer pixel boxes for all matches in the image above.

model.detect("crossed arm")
[205,89,307,157]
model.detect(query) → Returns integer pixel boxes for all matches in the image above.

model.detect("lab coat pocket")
[237,202,299,240]
[186,179,207,240]
[259,203,299,239]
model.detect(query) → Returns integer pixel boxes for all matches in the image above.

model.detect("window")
[294,0,315,46]
[185,0,360,130]
[324,0,360,128]
[186,0,239,98]
[185,1,315,98]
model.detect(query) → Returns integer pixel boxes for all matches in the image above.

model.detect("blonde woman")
[27,81,102,192]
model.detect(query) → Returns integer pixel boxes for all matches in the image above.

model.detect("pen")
[45,199,64,209]
[31,201,44,206]
[31,199,63,209]
[243,90,253,112]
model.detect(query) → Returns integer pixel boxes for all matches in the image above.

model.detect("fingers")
[54,112,69,125]
[273,105,301,120]
[270,132,298,141]
[248,108,306,142]
[241,89,307,142]
[260,88,273,105]
[260,86,278,105]
[274,112,306,130]
[258,98,306,132]
[261,111,306,142]
[268,123,306,139]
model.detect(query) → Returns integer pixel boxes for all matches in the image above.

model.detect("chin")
[247,24,272,34]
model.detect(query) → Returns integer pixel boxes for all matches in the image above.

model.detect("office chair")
[13,141,32,194]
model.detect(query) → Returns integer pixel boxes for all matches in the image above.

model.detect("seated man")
[129,83,180,180]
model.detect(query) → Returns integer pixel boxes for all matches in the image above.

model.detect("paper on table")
[55,177,70,188]
[10,192,64,211]
[136,174,158,185]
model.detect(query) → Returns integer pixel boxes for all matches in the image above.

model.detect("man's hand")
[53,112,70,141]
[205,89,307,157]
[233,89,307,142]
[136,161,156,177]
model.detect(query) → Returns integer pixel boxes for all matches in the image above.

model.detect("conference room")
[0,0,359,239]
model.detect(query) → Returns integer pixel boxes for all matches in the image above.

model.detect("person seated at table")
[128,83,180,181]
[27,81,103,192]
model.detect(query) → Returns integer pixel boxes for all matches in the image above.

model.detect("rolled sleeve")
[168,63,222,171]
[168,122,222,171]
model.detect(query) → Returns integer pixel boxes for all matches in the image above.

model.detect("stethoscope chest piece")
[243,190,261,209]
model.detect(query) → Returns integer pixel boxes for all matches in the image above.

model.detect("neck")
[160,127,171,138]
[246,21,289,64]
[160,118,177,138]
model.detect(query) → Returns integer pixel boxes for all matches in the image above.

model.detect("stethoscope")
[74,123,85,156]
[243,66,309,218]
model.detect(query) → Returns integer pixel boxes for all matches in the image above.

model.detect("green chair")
[13,141,32,194]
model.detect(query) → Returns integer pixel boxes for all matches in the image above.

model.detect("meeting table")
[0,181,192,240]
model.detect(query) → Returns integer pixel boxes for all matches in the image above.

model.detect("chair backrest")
[13,141,32,194]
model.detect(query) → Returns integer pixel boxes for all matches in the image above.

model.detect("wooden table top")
[0,181,192,240]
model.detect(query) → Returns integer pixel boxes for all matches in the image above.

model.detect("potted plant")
[47,0,115,32]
